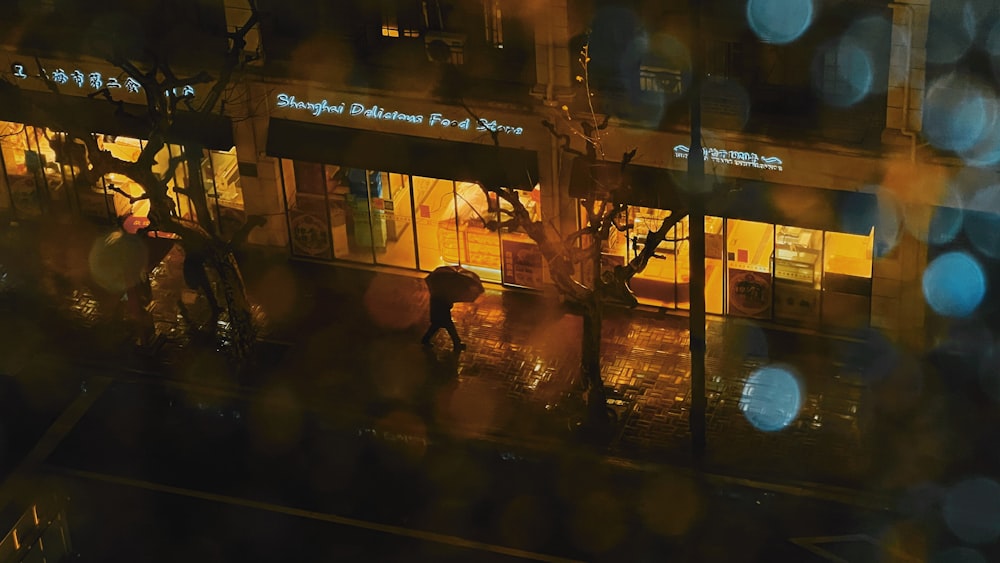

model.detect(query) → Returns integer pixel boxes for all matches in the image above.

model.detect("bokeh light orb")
[928,205,965,245]
[739,365,803,432]
[874,190,902,258]
[931,546,987,563]
[811,40,873,107]
[925,1,977,65]
[964,185,1000,258]
[88,229,149,293]
[943,477,1000,544]
[922,251,987,318]
[747,0,814,45]
[988,20,1000,57]
[924,75,998,153]
[960,123,1000,167]
[904,184,964,246]
[844,16,891,94]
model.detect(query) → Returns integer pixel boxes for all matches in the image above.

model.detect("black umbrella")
[425,265,484,303]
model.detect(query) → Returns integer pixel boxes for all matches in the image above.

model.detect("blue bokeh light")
[926,1,977,65]
[811,40,873,107]
[929,204,965,246]
[960,123,1000,167]
[845,16,891,94]
[739,365,802,432]
[924,75,996,153]
[903,199,964,246]
[943,477,1000,545]
[747,0,814,45]
[903,177,964,245]
[964,185,1000,259]
[923,251,987,318]
[988,20,1000,57]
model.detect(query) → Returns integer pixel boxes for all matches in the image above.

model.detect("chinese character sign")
[8,61,197,99]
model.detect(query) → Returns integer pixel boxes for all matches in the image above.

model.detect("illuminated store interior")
[590,204,875,329]
[277,158,544,287]
[0,121,244,230]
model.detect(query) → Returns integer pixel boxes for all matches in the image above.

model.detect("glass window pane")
[705,215,724,314]
[631,207,677,309]
[501,187,544,288]
[824,229,874,278]
[726,218,773,319]
[774,225,822,324]
[821,228,873,330]
[413,175,459,271]
[281,158,334,260]
[208,148,245,236]
[375,171,417,269]
[455,181,501,282]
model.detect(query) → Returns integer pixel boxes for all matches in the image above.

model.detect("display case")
[774,226,821,287]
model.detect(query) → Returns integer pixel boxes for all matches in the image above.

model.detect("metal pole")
[688,0,707,459]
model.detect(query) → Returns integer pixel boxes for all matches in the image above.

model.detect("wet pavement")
[0,218,924,495]
[34,377,902,563]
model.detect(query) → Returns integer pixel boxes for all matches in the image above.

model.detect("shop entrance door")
[410,175,501,282]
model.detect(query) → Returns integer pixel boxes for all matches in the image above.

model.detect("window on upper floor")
[639,65,683,95]
[483,0,503,48]
[707,40,743,81]
[380,0,425,38]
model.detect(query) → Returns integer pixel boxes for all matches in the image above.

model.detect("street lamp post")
[688,0,708,459]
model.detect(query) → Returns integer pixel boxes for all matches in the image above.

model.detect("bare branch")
[197,5,260,114]
[105,183,149,203]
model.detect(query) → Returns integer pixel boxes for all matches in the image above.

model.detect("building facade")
[2,0,987,350]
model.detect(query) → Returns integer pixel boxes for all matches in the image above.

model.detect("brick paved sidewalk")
[2,219,880,490]
[232,252,877,489]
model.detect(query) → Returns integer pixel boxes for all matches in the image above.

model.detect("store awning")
[0,85,234,150]
[708,181,879,235]
[567,156,686,210]
[265,118,540,190]
[566,153,878,235]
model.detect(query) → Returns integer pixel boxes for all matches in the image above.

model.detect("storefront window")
[573,203,723,311]
[278,160,510,281]
[279,158,334,260]
[821,228,874,329]
[630,207,680,309]
[705,216,724,314]
[500,187,544,288]
[375,172,417,270]
[203,148,245,237]
[100,135,146,220]
[774,225,822,324]
[823,230,874,278]
[454,181,502,280]
[726,219,774,319]
[0,122,74,218]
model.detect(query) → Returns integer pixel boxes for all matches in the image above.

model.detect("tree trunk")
[176,227,257,367]
[183,144,216,234]
[581,236,610,439]
[205,244,257,365]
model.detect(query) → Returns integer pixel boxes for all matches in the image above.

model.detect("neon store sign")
[674,144,784,172]
[10,62,197,98]
[275,93,525,136]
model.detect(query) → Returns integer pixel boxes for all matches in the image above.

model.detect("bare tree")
[5,2,264,366]
[446,43,703,439]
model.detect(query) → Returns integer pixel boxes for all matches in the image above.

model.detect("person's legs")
[443,319,464,350]
[421,323,440,345]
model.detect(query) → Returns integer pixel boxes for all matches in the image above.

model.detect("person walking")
[421,295,466,352]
